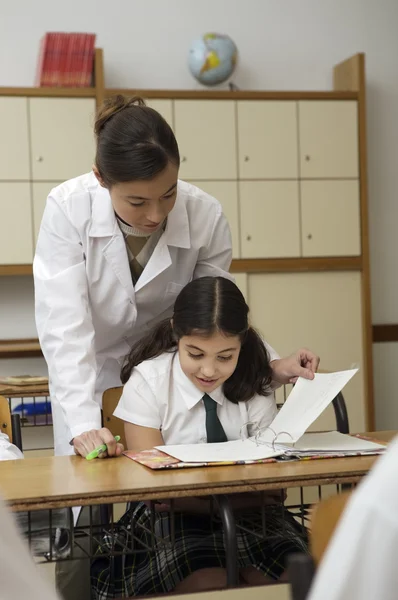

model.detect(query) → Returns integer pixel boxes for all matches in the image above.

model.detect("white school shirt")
[308,434,398,600]
[114,351,278,445]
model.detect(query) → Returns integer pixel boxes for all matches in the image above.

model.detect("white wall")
[1,0,398,424]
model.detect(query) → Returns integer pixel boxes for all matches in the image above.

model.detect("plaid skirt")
[91,501,307,599]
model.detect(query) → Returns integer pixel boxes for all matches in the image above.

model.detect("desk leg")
[213,494,238,587]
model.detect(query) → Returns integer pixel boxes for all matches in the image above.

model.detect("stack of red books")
[35,32,96,87]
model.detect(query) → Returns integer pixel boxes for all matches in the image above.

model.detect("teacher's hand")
[271,348,320,385]
[73,427,124,459]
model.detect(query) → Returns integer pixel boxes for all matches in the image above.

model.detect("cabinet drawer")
[239,181,300,258]
[175,100,237,179]
[29,98,96,180]
[0,183,33,264]
[299,101,359,178]
[0,97,30,180]
[301,180,361,257]
[238,101,298,179]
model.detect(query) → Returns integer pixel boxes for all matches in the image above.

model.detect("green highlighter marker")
[86,435,121,461]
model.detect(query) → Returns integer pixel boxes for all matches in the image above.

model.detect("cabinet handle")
[246,235,252,241]
[305,155,310,161]
[181,156,187,163]
[36,156,43,162]
[307,233,312,240]
[244,156,250,162]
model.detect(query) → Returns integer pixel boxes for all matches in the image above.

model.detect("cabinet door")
[188,180,240,258]
[239,181,300,258]
[301,180,361,257]
[299,101,359,178]
[0,97,30,180]
[174,100,237,179]
[248,271,365,432]
[233,273,248,300]
[0,183,32,263]
[145,99,173,128]
[32,182,63,246]
[29,98,96,181]
[237,101,298,179]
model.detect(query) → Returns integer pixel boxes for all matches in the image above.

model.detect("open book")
[126,369,387,469]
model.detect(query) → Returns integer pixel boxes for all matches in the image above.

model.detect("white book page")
[155,439,283,463]
[284,431,386,453]
[258,369,358,444]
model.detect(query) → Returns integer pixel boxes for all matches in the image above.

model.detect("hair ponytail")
[223,327,272,403]
[120,319,176,383]
[94,94,179,187]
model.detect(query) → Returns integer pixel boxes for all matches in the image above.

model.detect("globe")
[188,33,238,86]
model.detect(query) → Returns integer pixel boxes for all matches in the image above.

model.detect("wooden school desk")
[0,430,395,587]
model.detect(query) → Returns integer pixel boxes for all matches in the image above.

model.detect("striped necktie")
[203,394,227,443]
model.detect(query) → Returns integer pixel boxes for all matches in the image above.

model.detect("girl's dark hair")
[121,277,272,403]
[94,95,180,186]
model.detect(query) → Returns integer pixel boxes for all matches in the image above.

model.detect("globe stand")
[228,81,239,91]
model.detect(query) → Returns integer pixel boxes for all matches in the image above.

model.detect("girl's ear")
[92,165,107,188]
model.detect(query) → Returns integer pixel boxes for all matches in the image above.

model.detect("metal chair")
[0,394,23,450]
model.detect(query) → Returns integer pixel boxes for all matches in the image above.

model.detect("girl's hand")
[73,427,124,458]
[271,348,320,385]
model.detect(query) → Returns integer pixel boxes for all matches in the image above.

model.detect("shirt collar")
[173,353,224,410]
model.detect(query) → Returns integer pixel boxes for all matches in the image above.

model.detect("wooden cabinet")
[188,180,240,258]
[237,100,298,179]
[174,100,237,179]
[301,180,361,257]
[298,100,359,178]
[0,97,95,264]
[239,181,301,258]
[0,183,33,263]
[0,97,30,180]
[247,271,365,432]
[145,99,173,128]
[29,98,96,180]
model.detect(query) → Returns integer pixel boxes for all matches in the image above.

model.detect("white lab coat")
[34,172,233,456]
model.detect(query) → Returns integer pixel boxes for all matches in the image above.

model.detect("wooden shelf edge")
[105,89,359,101]
[230,257,362,273]
[0,87,96,98]
[373,324,398,343]
[0,339,43,359]
[0,258,362,277]
[0,265,33,276]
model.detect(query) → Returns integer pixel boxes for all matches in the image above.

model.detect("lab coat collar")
[89,181,118,237]
[89,179,191,247]
[173,353,225,410]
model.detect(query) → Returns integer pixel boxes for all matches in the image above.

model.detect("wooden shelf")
[0,87,96,98]
[0,257,362,278]
[105,89,359,101]
[231,257,362,273]
[0,339,43,359]
[0,265,33,276]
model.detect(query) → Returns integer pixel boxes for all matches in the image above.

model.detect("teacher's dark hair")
[94,95,180,186]
[121,277,272,403]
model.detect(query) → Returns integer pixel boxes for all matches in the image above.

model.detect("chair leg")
[213,494,238,587]
[11,413,23,451]
[287,553,315,600]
